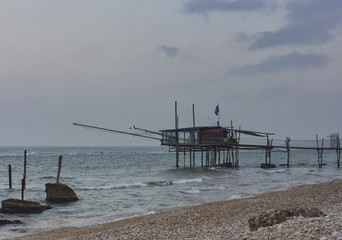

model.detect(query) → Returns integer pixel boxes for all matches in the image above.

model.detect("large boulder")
[0,199,52,214]
[45,183,79,202]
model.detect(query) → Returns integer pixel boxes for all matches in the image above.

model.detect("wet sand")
[10,179,342,239]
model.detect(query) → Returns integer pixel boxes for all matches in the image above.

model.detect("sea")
[0,146,341,239]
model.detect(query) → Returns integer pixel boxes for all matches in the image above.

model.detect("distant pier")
[73,101,342,169]
[159,101,342,169]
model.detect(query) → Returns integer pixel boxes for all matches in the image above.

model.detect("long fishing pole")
[73,123,162,141]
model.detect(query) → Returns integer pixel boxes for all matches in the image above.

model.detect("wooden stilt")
[175,101,179,168]
[265,134,269,164]
[201,148,203,167]
[22,150,27,201]
[231,148,235,166]
[56,156,62,183]
[8,165,12,190]
[316,134,324,168]
[337,136,341,168]
[193,150,195,166]
[227,148,230,163]
[184,149,186,167]
[286,137,291,168]
[235,128,241,168]
[223,150,226,164]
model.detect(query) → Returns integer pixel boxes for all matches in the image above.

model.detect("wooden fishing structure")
[73,101,342,169]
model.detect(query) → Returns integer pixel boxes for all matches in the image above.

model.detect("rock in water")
[0,199,52,214]
[45,183,79,202]
[0,220,23,225]
[260,163,276,168]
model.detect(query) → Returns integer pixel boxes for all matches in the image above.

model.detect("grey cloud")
[159,45,180,58]
[182,0,266,14]
[249,0,342,50]
[229,51,329,75]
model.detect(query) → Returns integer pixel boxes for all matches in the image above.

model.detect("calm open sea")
[0,146,341,239]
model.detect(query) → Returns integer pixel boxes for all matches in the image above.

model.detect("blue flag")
[215,104,219,116]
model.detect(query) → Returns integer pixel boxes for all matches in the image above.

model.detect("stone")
[0,219,23,226]
[45,183,79,202]
[248,208,325,231]
[260,163,276,168]
[0,199,52,214]
[217,162,233,168]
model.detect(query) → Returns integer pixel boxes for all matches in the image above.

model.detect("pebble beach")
[9,179,342,240]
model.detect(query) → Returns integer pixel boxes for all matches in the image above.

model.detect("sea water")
[0,146,341,239]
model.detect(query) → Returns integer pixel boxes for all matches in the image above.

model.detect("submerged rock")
[0,199,52,214]
[260,163,276,168]
[45,183,79,202]
[248,208,325,231]
[217,162,233,168]
[0,219,23,226]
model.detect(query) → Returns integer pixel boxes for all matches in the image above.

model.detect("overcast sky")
[1,0,342,146]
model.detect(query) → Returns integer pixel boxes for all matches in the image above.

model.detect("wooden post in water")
[286,137,291,168]
[231,147,235,167]
[193,150,195,166]
[269,139,273,165]
[227,148,230,163]
[192,104,196,167]
[201,147,203,167]
[337,135,341,168]
[192,103,195,129]
[235,127,241,168]
[183,150,186,167]
[175,101,179,168]
[223,150,226,164]
[8,165,12,189]
[22,150,27,201]
[316,134,324,168]
[265,134,269,164]
[56,156,62,183]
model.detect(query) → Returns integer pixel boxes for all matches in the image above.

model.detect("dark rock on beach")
[45,183,79,202]
[248,208,325,231]
[0,199,52,214]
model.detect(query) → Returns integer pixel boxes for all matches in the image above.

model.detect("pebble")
[10,179,342,240]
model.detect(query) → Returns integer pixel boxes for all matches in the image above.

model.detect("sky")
[1,0,342,146]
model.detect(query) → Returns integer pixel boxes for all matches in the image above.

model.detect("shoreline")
[10,178,342,239]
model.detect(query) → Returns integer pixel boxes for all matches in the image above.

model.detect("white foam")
[173,178,204,184]
[78,182,147,190]
[180,189,201,194]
